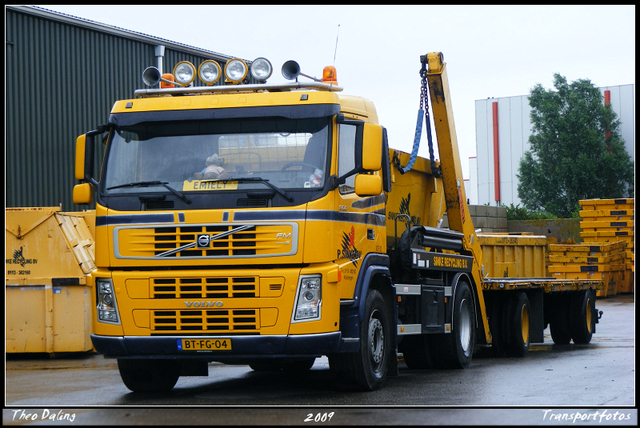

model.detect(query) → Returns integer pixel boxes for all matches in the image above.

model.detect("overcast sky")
[38,5,635,179]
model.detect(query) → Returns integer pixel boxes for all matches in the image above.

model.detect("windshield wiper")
[200,177,293,202]
[106,181,191,204]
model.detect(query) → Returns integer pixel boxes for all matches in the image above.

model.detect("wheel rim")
[520,304,530,344]
[459,298,472,354]
[368,310,384,370]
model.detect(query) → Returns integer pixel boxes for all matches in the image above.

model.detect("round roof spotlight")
[224,58,248,84]
[173,61,196,86]
[250,57,273,82]
[198,60,222,85]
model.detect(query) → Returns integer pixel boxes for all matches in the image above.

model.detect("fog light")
[173,61,196,86]
[224,58,248,84]
[198,60,221,85]
[250,57,272,81]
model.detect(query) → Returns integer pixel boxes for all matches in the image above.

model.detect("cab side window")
[338,124,356,194]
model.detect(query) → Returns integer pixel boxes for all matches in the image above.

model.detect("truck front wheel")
[117,359,181,392]
[330,289,391,390]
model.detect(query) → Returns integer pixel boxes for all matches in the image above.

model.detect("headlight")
[96,279,120,324]
[173,61,196,86]
[198,60,221,85]
[224,58,248,83]
[250,57,272,81]
[293,275,322,321]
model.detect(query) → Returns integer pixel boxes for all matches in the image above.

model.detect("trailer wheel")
[505,292,530,357]
[430,281,475,369]
[329,289,391,390]
[550,295,572,345]
[571,289,596,344]
[118,359,181,392]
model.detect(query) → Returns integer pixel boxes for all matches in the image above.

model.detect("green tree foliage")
[517,74,634,218]
[505,203,556,220]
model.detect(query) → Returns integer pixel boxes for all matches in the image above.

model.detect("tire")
[329,289,391,390]
[117,359,181,392]
[488,294,507,357]
[429,281,476,369]
[250,358,316,372]
[505,292,531,357]
[571,289,596,344]
[550,295,572,345]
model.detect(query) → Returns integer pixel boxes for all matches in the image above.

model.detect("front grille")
[151,309,259,334]
[155,225,257,257]
[115,223,296,259]
[152,277,256,299]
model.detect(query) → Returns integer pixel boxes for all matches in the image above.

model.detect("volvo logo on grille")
[196,234,211,248]
[184,301,223,308]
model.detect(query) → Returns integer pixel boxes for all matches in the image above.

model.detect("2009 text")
[304,412,335,423]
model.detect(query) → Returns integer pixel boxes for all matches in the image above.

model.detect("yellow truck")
[73,53,602,392]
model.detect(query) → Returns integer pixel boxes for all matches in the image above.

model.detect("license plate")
[178,338,231,351]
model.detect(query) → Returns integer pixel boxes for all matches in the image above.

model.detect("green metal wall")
[5,7,234,211]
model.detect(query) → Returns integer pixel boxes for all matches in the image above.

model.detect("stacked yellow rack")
[548,240,627,297]
[579,198,634,294]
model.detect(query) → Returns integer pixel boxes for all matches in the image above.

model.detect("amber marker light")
[322,66,338,84]
[160,73,175,88]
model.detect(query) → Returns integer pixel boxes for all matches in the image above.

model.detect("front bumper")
[91,332,343,360]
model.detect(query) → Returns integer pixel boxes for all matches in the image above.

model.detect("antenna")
[333,24,340,66]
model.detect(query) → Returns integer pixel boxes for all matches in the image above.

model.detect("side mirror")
[362,123,382,171]
[355,174,382,196]
[73,182,93,205]
[75,134,87,180]
[75,127,106,187]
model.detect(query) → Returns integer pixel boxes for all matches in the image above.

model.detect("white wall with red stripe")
[470,84,634,207]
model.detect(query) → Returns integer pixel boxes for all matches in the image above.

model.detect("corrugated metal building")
[5,5,250,211]
[471,84,635,206]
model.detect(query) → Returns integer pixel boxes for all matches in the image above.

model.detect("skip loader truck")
[74,52,603,392]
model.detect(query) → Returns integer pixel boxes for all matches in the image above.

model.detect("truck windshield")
[103,117,330,195]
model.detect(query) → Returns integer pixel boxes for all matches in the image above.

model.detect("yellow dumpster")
[478,234,548,278]
[6,207,96,354]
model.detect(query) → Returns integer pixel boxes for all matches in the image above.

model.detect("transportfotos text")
[542,409,632,423]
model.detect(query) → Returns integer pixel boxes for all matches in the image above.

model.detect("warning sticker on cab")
[183,181,239,191]
[177,338,232,351]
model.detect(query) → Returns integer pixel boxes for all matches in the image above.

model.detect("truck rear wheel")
[429,281,475,369]
[505,292,530,357]
[571,289,596,344]
[329,289,391,390]
[117,359,181,392]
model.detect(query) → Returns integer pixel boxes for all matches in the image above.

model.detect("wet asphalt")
[3,294,636,425]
